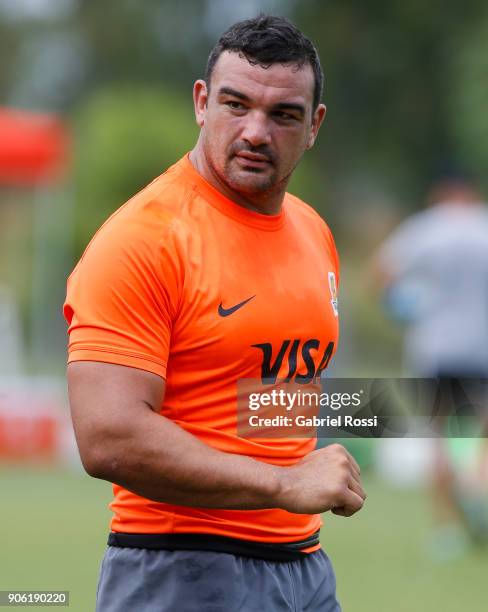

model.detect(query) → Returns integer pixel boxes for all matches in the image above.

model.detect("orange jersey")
[64,154,340,546]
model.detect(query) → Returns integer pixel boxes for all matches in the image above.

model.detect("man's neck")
[188,144,285,216]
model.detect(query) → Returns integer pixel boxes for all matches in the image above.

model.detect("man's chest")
[167,218,339,384]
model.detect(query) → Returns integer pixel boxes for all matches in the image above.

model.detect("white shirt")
[377,201,488,375]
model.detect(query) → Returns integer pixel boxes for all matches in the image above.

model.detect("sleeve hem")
[67,348,167,378]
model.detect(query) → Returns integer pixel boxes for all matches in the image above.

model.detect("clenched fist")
[276,443,366,516]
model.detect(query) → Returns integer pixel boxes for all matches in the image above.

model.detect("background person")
[373,172,488,560]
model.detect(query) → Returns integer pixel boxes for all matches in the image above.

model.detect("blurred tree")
[2,0,486,203]
[75,0,208,93]
[291,0,487,207]
[73,84,197,254]
[449,10,488,188]
[0,18,20,102]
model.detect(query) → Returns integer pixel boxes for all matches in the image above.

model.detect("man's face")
[193,51,326,198]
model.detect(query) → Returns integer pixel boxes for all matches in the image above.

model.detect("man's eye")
[273,111,295,121]
[226,101,244,110]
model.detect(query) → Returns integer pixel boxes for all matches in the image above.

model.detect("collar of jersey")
[181,153,286,231]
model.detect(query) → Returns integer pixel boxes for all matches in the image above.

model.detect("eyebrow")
[217,86,251,101]
[273,102,305,118]
[218,86,306,118]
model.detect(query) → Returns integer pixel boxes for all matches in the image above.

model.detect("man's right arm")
[68,361,366,516]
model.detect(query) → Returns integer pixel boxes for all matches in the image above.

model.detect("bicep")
[67,361,165,475]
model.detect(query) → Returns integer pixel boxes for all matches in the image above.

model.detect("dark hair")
[205,14,323,111]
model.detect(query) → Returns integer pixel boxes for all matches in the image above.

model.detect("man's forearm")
[71,362,365,517]
[88,404,284,510]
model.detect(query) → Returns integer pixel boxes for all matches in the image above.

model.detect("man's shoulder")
[124,155,197,221]
[76,156,196,268]
[284,192,334,236]
[93,156,196,239]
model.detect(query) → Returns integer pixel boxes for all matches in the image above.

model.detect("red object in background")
[0,107,70,186]
[0,383,68,463]
[0,412,58,460]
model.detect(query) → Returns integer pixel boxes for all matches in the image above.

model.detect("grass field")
[1,465,487,611]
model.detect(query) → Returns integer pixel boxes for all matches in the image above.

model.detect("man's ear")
[306,104,327,149]
[193,80,208,128]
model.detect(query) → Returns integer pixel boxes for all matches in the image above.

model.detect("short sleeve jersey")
[64,154,340,547]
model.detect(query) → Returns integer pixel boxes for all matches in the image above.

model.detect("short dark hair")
[205,14,324,111]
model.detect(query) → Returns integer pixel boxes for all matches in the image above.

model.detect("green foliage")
[291,1,488,199]
[72,84,198,255]
[0,19,18,102]
[449,11,488,187]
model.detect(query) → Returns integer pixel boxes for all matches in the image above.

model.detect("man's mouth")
[234,151,272,169]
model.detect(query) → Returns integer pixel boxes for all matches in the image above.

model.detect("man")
[374,173,488,560]
[65,15,365,611]
[374,175,488,379]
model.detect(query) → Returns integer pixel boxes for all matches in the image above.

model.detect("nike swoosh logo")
[218,295,255,317]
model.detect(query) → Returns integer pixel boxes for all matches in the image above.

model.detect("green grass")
[325,477,488,612]
[1,466,487,611]
[0,466,111,612]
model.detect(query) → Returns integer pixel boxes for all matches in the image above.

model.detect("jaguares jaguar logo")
[251,339,335,384]
[328,271,339,317]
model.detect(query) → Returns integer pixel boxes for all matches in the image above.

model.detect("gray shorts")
[96,546,341,612]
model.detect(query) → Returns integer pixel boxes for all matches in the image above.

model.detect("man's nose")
[240,111,272,147]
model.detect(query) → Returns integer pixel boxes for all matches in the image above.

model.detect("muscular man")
[65,15,365,611]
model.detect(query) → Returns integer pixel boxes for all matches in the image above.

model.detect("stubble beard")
[223,157,279,195]
[204,136,281,197]
[222,143,305,199]
[202,137,299,203]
